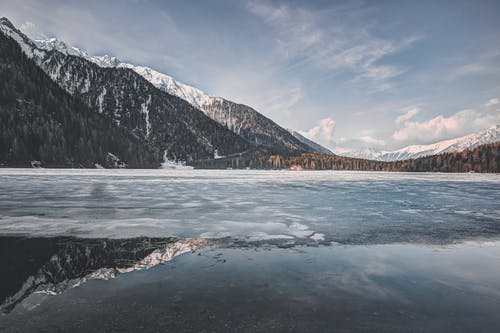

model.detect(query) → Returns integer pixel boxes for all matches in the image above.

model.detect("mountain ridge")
[338,124,500,161]
[11,25,314,152]
[0,17,250,162]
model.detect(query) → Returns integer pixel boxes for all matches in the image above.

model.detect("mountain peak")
[0,17,14,28]
[92,54,121,67]
[35,38,87,57]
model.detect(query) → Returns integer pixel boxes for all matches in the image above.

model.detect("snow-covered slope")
[19,31,209,111]
[34,38,121,67]
[339,124,500,161]
[118,64,211,110]
[23,33,310,150]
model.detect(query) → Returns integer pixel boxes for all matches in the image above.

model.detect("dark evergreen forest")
[0,33,162,168]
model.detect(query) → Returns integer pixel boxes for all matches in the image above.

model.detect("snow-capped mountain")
[12,25,311,151]
[0,17,249,163]
[29,39,212,110]
[336,147,384,160]
[117,64,310,150]
[339,124,500,161]
[118,64,211,110]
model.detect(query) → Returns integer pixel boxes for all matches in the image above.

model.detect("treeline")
[190,143,500,173]
[0,32,162,168]
[391,142,499,172]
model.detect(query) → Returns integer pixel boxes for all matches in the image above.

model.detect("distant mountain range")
[338,124,500,161]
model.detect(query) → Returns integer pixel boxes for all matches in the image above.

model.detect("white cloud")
[299,117,336,149]
[395,107,419,124]
[392,98,500,142]
[246,1,421,91]
[359,136,385,146]
[485,98,499,107]
[331,134,387,152]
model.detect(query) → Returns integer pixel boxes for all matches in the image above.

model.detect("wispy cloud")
[246,0,422,91]
[447,62,499,81]
[446,48,500,81]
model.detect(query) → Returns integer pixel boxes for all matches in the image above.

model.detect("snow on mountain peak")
[34,38,122,67]
[29,36,213,110]
[0,17,45,59]
[117,63,211,110]
[35,38,86,57]
[92,54,121,67]
[0,18,244,122]
[2,19,211,115]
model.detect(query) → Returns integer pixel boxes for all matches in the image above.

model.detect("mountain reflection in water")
[0,237,206,313]
[1,237,500,332]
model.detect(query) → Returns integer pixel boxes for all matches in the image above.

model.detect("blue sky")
[2,0,499,151]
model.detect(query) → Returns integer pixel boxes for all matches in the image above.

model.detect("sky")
[1,0,500,151]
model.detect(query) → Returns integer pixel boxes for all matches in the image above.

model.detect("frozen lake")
[1,169,500,331]
[0,169,499,243]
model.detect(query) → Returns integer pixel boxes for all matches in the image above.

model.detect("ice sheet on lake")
[0,169,499,244]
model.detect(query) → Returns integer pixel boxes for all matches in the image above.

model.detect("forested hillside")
[0,18,249,163]
[0,31,161,168]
